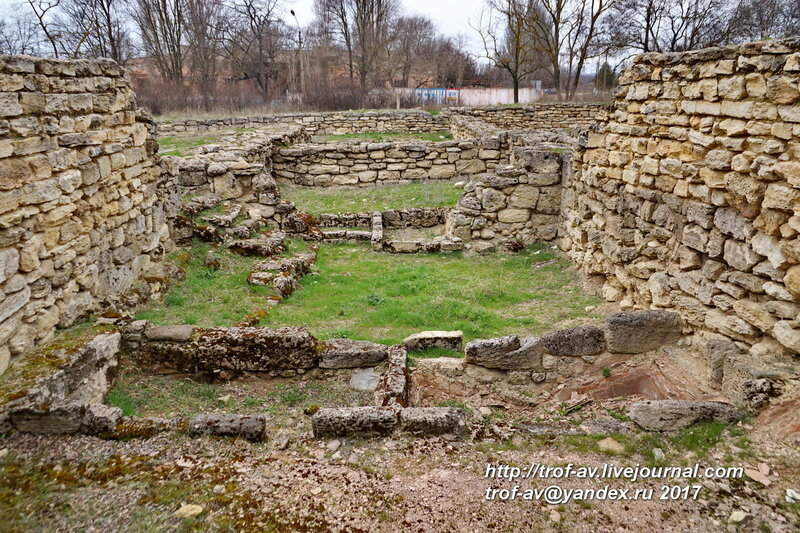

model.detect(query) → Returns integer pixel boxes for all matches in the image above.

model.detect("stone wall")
[561,39,800,364]
[442,103,607,131]
[0,54,173,374]
[445,151,565,253]
[158,109,446,136]
[272,139,507,186]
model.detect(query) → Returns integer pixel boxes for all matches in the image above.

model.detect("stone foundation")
[561,38,800,368]
[0,55,175,372]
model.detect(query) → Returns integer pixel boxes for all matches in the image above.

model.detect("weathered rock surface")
[319,339,388,369]
[403,330,463,352]
[349,369,380,391]
[138,325,319,373]
[542,326,605,356]
[398,407,468,435]
[312,407,398,437]
[187,413,268,441]
[465,335,544,370]
[605,311,683,354]
[379,345,409,407]
[629,400,744,431]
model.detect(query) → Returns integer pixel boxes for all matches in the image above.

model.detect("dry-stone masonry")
[272,139,506,187]
[561,38,800,368]
[159,109,445,135]
[0,55,175,372]
[441,103,606,130]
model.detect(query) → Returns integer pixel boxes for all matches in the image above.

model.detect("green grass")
[281,181,462,215]
[135,240,274,327]
[261,242,600,344]
[105,373,219,417]
[157,134,220,156]
[138,240,599,345]
[321,131,453,142]
[106,367,374,419]
[669,421,728,458]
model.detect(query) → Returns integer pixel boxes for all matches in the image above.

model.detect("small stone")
[327,439,341,452]
[479,407,492,417]
[597,437,625,453]
[212,485,226,494]
[549,510,561,523]
[653,448,665,460]
[175,504,204,519]
[728,510,749,524]
[744,468,771,486]
[349,368,380,391]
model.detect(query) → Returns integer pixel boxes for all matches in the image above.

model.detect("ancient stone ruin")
[0,39,799,530]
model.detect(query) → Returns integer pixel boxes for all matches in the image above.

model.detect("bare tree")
[313,0,399,90]
[391,15,434,87]
[57,0,131,61]
[185,0,225,99]
[729,0,799,42]
[314,0,356,82]
[26,0,62,57]
[0,12,45,55]
[132,0,186,82]
[520,0,620,100]
[476,0,549,103]
[220,0,287,102]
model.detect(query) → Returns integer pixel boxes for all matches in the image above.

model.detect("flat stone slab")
[398,407,468,435]
[312,407,398,437]
[349,369,380,391]
[403,330,463,352]
[187,413,268,441]
[139,326,320,373]
[605,310,683,354]
[319,339,388,369]
[541,326,605,356]
[465,335,544,370]
[629,400,744,431]
[144,324,195,342]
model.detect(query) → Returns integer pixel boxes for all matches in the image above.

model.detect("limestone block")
[398,407,467,435]
[312,407,397,438]
[403,330,463,352]
[319,339,388,369]
[497,208,529,223]
[773,321,800,354]
[188,413,268,441]
[723,240,761,272]
[542,326,605,356]
[629,400,743,431]
[465,335,544,370]
[605,310,682,354]
[508,185,539,208]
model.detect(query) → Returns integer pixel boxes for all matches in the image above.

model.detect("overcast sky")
[2,0,489,59]
[285,0,487,57]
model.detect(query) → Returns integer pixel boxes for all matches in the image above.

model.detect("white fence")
[392,84,543,106]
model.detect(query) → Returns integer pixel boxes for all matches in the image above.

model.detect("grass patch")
[321,131,453,142]
[135,239,276,327]
[157,134,219,156]
[106,366,375,419]
[105,371,219,418]
[138,240,599,344]
[261,242,600,344]
[281,181,462,215]
[669,421,727,458]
